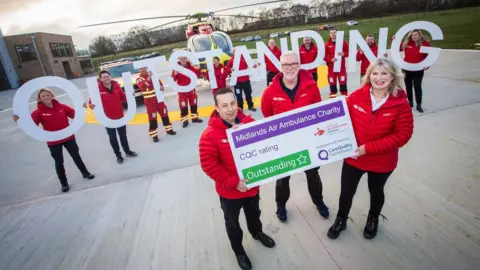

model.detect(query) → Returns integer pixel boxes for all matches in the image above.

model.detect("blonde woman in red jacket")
[327,58,414,240]
[393,29,431,113]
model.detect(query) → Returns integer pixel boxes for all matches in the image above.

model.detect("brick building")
[3,32,84,83]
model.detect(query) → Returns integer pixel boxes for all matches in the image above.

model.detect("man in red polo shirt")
[299,37,319,82]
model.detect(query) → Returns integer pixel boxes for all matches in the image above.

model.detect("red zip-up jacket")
[171,61,200,87]
[226,54,250,83]
[205,64,227,93]
[356,42,378,75]
[402,40,431,64]
[324,38,349,73]
[31,99,75,146]
[261,69,321,117]
[299,43,318,73]
[345,84,414,173]
[199,109,259,199]
[89,81,126,120]
[265,45,282,73]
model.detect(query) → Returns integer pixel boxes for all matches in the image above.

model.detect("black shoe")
[126,151,138,157]
[276,206,287,222]
[316,201,330,218]
[253,232,275,248]
[249,107,257,112]
[409,101,414,108]
[235,254,252,270]
[416,104,424,113]
[82,172,95,180]
[364,214,386,239]
[166,130,177,135]
[192,118,203,123]
[153,137,159,143]
[117,156,124,164]
[182,121,188,128]
[327,216,348,239]
[62,184,69,193]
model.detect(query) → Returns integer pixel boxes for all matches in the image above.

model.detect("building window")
[50,43,73,58]
[15,44,37,62]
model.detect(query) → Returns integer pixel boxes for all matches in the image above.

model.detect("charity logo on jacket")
[345,84,414,172]
[199,109,259,199]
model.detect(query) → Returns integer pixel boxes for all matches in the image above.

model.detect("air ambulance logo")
[314,128,325,136]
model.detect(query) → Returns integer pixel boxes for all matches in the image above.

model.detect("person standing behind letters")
[86,70,138,164]
[199,88,275,270]
[13,88,94,193]
[261,51,329,222]
[327,58,414,240]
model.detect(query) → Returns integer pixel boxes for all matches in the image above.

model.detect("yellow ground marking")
[85,66,329,125]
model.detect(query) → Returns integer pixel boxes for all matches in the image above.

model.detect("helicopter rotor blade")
[213,14,260,19]
[78,15,189,28]
[212,0,288,14]
[146,18,189,32]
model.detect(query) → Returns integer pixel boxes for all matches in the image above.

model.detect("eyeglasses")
[281,62,299,68]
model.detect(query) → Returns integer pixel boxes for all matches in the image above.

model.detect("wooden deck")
[1,103,480,270]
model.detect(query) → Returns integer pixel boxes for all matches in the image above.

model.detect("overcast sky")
[0,0,309,49]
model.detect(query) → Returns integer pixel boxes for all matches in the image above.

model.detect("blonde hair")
[402,29,430,50]
[361,58,404,96]
[36,88,56,103]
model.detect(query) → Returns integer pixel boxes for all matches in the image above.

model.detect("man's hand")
[359,50,363,55]
[12,114,19,122]
[232,124,242,130]
[338,52,344,57]
[383,53,388,57]
[331,58,337,63]
[236,179,249,192]
[173,70,179,76]
[423,66,430,70]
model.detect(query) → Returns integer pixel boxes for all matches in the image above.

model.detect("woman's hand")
[12,115,19,122]
[351,145,366,159]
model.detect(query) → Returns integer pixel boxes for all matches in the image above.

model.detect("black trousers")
[48,138,89,186]
[312,72,318,83]
[267,71,278,86]
[234,80,254,109]
[276,166,323,208]
[337,161,393,218]
[105,125,130,157]
[404,70,424,105]
[220,193,263,255]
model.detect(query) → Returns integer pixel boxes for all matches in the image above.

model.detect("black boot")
[82,172,95,179]
[364,213,385,239]
[182,121,189,128]
[192,118,203,123]
[276,205,287,222]
[253,232,275,248]
[153,136,159,143]
[235,254,252,270]
[409,101,414,108]
[117,155,124,164]
[416,104,424,113]
[61,184,69,192]
[125,151,138,157]
[327,216,348,239]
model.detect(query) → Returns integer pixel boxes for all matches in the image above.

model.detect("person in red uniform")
[171,56,203,127]
[199,88,275,270]
[226,48,257,112]
[205,56,227,95]
[299,37,319,82]
[87,70,138,164]
[261,51,329,222]
[327,58,414,240]
[324,29,349,98]
[265,39,282,86]
[393,29,431,113]
[137,67,176,140]
[13,88,94,193]
[357,34,378,82]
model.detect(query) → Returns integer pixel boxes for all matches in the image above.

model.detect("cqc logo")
[314,128,325,136]
[318,150,329,161]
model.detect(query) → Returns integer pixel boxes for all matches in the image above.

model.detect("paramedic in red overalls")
[136,67,176,142]
[206,56,228,95]
[171,56,203,128]
[324,29,349,98]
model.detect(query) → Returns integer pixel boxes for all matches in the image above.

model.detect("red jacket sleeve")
[364,103,414,155]
[63,104,75,119]
[171,71,178,82]
[31,110,41,126]
[323,44,332,63]
[199,132,240,189]
[118,88,127,102]
[343,41,349,58]
[136,78,148,91]
[260,89,273,118]
[310,84,322,103]
[356,50,362,61]
[226,57,234,74]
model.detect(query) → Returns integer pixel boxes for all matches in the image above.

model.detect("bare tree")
[89,36,117,56]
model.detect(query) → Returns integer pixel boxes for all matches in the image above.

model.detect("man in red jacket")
[226,48,257,112]
[171,57,203,127]
[88,70,137,164]
[265,39,282,86]
[261,51,329,222]
[324,29,349,98]
[357,34,378,82]
[299,37,319,82]
[199,88,275,270]
[137,67,176,142]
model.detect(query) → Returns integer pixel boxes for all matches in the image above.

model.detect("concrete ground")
[0,50,479,270]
